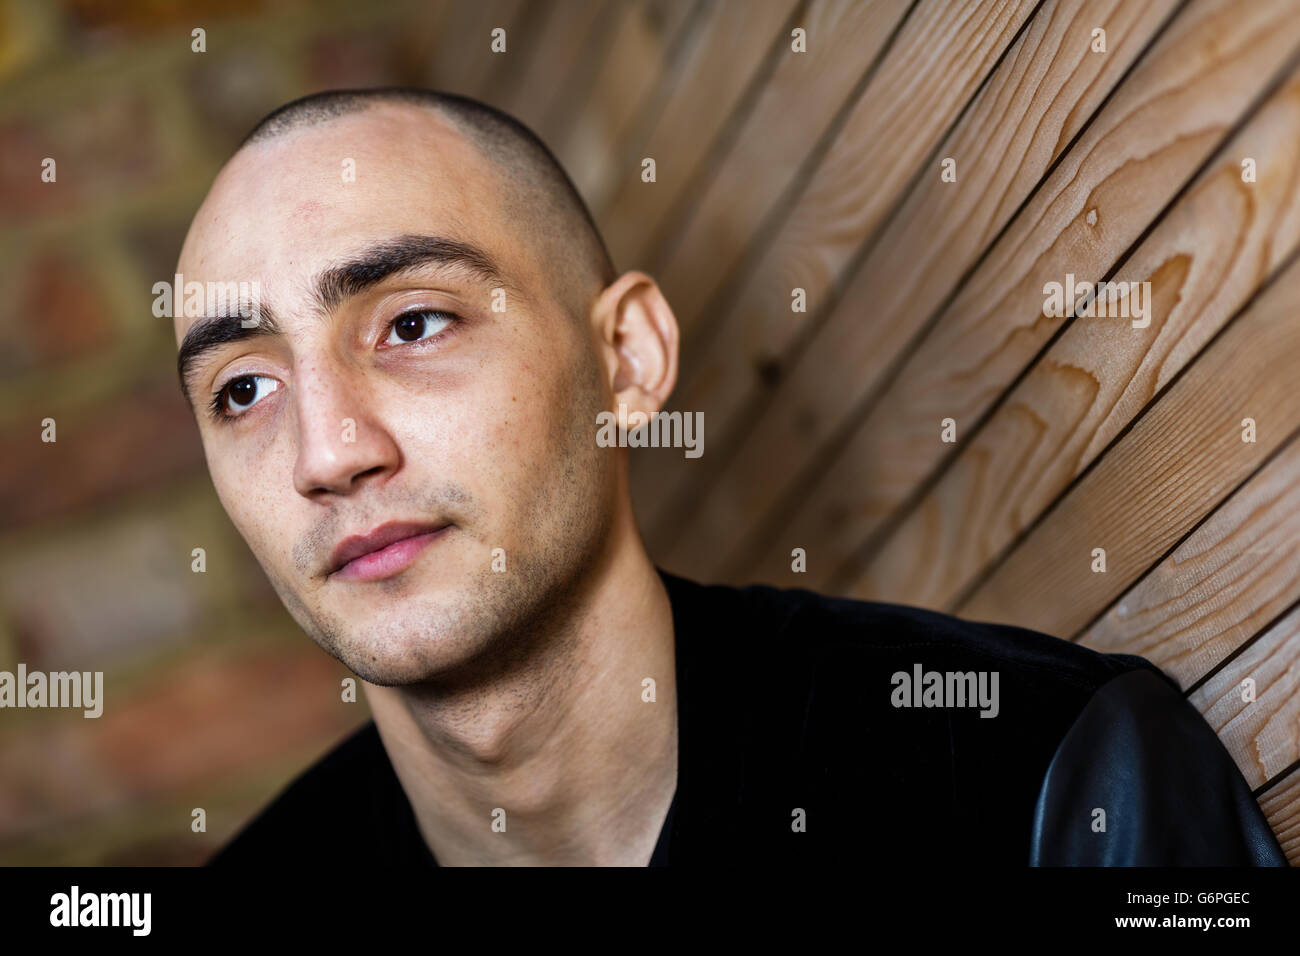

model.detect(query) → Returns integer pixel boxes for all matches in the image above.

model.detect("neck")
[363,517,677,866]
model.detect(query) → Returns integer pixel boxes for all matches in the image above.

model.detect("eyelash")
[206,308,461,423]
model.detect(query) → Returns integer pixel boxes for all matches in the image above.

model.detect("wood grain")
[496,0,616,138]
[1081,438,1300,688]
[550,0,701,204]
[1261,767,1300,865]
[647,0,913,316]
[633,0,1039,549]
[1186,604,1300,790]
[955,250,1300,636]
[595,0,803,268]
[849,67,1300,612]
[734,0,1300,592]
[648,0,1181,576]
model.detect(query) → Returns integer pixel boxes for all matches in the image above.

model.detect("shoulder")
[1032,667,1287,865]
[206,720,421,866]
[660,568,1177,778]
[661,571,1183,863]
[662,569,1168,697]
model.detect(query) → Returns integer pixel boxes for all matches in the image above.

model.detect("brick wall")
[0,0,461,865]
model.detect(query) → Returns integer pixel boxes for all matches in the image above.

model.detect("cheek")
[446,363,563,478]
[413,343,588,508]
[497,342,593,463]
[204,438,293,557]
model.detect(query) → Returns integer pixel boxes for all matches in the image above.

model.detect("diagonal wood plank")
[595,0,804,267]
[424,0,533,99]
[1261,767,1300,864]
[738,0,1300,591]
[653,0,1181,577]
[582,0,719,212]
[1080,438,1300,688]
[1186,604,1300,790]
[495,0,616,136]
[633,0,1040,549]
[650,0,1040,347]
[849,66,1300,612]
[645,0,914,314]
[549,0,702,204]
[954,251,1300,637]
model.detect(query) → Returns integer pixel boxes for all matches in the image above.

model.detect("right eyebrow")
[176,304,282,410]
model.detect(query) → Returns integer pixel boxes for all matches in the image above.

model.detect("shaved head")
[171,82,680,690]
[238,88,617,324]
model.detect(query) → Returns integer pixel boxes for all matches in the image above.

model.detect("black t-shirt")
[208,570,1286,866]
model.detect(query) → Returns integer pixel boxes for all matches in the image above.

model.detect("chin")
[343,654,443,687]
[333,631,465,686]
[299,544,571,687]
[329,601,483,687]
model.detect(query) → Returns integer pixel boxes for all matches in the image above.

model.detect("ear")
[591,270,679,415]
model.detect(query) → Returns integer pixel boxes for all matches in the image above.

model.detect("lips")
[327,520,448,579]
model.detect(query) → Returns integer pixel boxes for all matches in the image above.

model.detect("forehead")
[174,104,518,341]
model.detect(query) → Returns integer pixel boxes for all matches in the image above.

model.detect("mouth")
[327,521,451,583]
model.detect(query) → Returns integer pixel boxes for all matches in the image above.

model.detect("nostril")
[351,464,388,487]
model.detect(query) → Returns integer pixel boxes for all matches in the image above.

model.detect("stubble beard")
[261,344,618,700]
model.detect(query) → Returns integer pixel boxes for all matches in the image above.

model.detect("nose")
[291,356,401,498]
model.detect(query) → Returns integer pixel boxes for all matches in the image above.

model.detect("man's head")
[174,88,679,687]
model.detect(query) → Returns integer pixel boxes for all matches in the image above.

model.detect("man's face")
[174,105,616,686]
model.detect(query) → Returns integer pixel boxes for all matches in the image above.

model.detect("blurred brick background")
[0,0,541,865]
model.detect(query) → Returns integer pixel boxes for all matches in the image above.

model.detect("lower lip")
[331,527,449,582]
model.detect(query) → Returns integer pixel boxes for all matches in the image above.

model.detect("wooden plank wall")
[484,0,1300,861]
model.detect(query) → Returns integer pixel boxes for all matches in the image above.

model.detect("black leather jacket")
[1031,667,1285,864]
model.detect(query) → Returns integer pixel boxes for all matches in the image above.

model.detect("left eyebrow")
[313,233,514,313]
[176,303,282,410]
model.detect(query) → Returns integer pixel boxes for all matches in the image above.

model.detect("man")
[175,88,1284,866]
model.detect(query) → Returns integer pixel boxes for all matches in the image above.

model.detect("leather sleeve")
[1029,667,1287,866]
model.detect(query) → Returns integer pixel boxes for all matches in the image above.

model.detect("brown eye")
[386,309,454,346]
[212,374,280,420]
[228,377,257,407]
